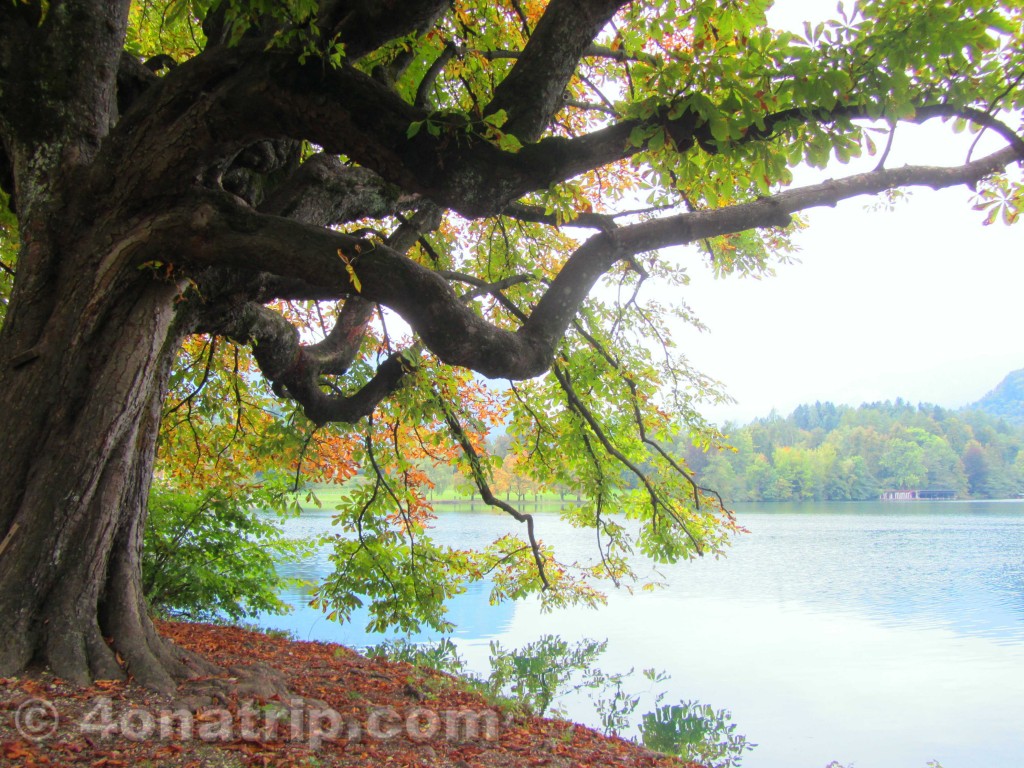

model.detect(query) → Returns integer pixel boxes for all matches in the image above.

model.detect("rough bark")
[0,246,200,690]
[0,0,1021,692]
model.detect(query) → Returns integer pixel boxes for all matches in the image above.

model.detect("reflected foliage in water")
[641,700,755,768]
[365,634,754,766]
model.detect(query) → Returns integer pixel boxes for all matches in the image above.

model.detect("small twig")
[292,428,318,492]
[552,362,703,554]
[0,523,20,558]
[163,337,218,418]
[438,395,551,589]
[874,123,896,171]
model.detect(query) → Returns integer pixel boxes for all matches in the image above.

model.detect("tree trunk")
[0,245,204,691]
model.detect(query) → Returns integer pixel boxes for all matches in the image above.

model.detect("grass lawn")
[295,483,577,513]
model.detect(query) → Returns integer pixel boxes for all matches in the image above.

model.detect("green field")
[296,483,576,513]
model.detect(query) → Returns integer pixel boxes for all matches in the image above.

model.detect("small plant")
[483,635,610,717]
[556,724,576,744]
[593,674,642,736]
[363,637,467,676]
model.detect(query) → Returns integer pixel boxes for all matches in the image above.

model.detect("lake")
[256,500,1024,768]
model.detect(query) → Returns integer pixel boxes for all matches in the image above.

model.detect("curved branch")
[326,0,450,61]
[299,202,442,375]
[302,297,376,376]
[104,11,1023,226]
[170,192,555,377]
[414,43,456,111]
[204,301,411,425]
[604,145,1022,257]
[170,142,1019,383]
[102,18,659,216]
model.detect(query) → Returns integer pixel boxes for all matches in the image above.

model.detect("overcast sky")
[669,175,1022,425]
[662,1,1023,425]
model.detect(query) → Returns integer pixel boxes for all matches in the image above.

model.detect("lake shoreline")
[0,619,701,768]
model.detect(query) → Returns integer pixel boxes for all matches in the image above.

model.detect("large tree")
[0,0,1021,691]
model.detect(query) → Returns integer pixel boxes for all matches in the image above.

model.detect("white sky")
[657,0,1024,425]
[669,177,1022,424]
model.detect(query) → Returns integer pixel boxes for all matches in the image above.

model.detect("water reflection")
[257,501,1024,768]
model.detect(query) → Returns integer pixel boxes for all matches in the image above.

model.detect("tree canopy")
[0,0,1022,689]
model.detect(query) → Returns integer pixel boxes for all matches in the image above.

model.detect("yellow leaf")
[338,248,362,293]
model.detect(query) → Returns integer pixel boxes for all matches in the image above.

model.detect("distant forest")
[680,399,1024,503]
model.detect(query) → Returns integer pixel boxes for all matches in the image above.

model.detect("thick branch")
[486,0,629,142]
[209,302,410,425]
[325,0,450,61]
[259,153,420,224]
[104,39,683,217]
[414,43,456,111]
[104,16,1023,224]
[115,51,160,120]
[517,146,1024,362]
[302,298,376,376]
[608,146,1023,256]
[170,192,556,377]
[300,203,442,375]
[170,144,1019,381]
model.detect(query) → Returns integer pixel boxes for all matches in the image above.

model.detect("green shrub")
[143,474,313,621]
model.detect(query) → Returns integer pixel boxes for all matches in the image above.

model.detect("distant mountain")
[970,369,1024,426]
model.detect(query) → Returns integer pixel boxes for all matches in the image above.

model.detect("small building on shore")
[880,489,957,501]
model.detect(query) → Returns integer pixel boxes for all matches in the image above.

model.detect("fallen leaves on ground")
[0,620,702,767]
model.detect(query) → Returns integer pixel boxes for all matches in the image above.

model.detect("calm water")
[256,501,1024,768]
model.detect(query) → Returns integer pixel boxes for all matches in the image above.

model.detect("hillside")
[682,394,1024,502]
[970,368,1024,426]
[0,621,696,768]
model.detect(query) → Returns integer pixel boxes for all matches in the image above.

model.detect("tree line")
[678,400,1024,503]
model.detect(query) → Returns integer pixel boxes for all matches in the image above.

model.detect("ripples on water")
[263,500,1024,768]
[270,500,1024,647]
[676,502,1024,643]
